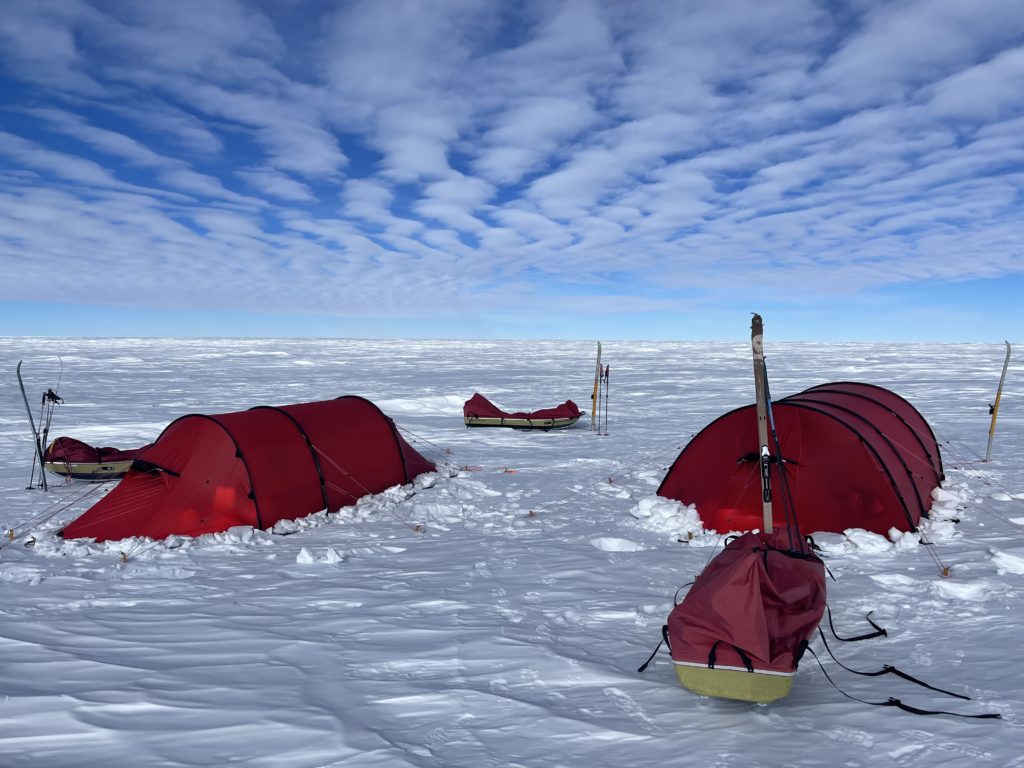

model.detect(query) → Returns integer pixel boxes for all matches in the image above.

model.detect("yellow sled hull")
[44,460,132,482]
[675,663,794,704]
[464,416,580,430]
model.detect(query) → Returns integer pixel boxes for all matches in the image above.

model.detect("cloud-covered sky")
[1,0,1022,340]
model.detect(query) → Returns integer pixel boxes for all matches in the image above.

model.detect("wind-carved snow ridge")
[991,491,1024,502]
[990,547,1024,576]
[296,546,345,564]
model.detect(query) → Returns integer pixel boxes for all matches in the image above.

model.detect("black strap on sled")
[826,606,887,642]
[708,640,754,673]
[637,625,671,673]
[672,580,694,606]
[805,645,1000,720]
[817,628,966,699]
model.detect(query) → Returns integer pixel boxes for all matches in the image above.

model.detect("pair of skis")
[590,342,609,435]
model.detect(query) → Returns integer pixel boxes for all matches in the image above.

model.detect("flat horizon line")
[0,335,1013,345]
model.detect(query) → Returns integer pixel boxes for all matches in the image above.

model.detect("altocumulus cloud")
[0,0,1021,339]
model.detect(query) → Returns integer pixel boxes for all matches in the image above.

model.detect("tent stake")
[984,341,1011,462]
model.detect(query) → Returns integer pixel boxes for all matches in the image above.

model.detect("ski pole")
[36,394,49,487]
[985,341,1011,462]
[603,365,610,435]
[39,388,62,466]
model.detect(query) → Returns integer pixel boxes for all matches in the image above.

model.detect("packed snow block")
[61,396,434,542]
[658,381,943,535]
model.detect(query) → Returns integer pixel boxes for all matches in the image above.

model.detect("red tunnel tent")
[61,396,435,542]
[657,382,944,535]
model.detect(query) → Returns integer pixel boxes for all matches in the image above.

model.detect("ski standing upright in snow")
[985,341,1011,462]
[750,313,772,532]
[16,361,48,491]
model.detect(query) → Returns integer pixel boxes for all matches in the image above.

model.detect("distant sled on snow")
[44,436,153,482]
[462,393,581,430]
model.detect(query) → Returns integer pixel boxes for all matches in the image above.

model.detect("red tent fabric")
[463,393,581,421]
[668,529,826,678]
[61,396,435,542]
[658,382,943,535]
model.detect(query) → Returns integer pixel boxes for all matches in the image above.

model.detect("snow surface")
[1,337,1022,767]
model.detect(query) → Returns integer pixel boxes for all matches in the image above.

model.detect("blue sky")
[0,0,1022,341]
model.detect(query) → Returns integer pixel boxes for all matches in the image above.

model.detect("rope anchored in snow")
[805,643,1001,720]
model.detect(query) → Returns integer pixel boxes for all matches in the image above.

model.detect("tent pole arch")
[334,395,417,482]
[796,384,943,480]
[799,381,943,478]
[249,406,331,514]
[782,402,919,531]
[790,396,931,519]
